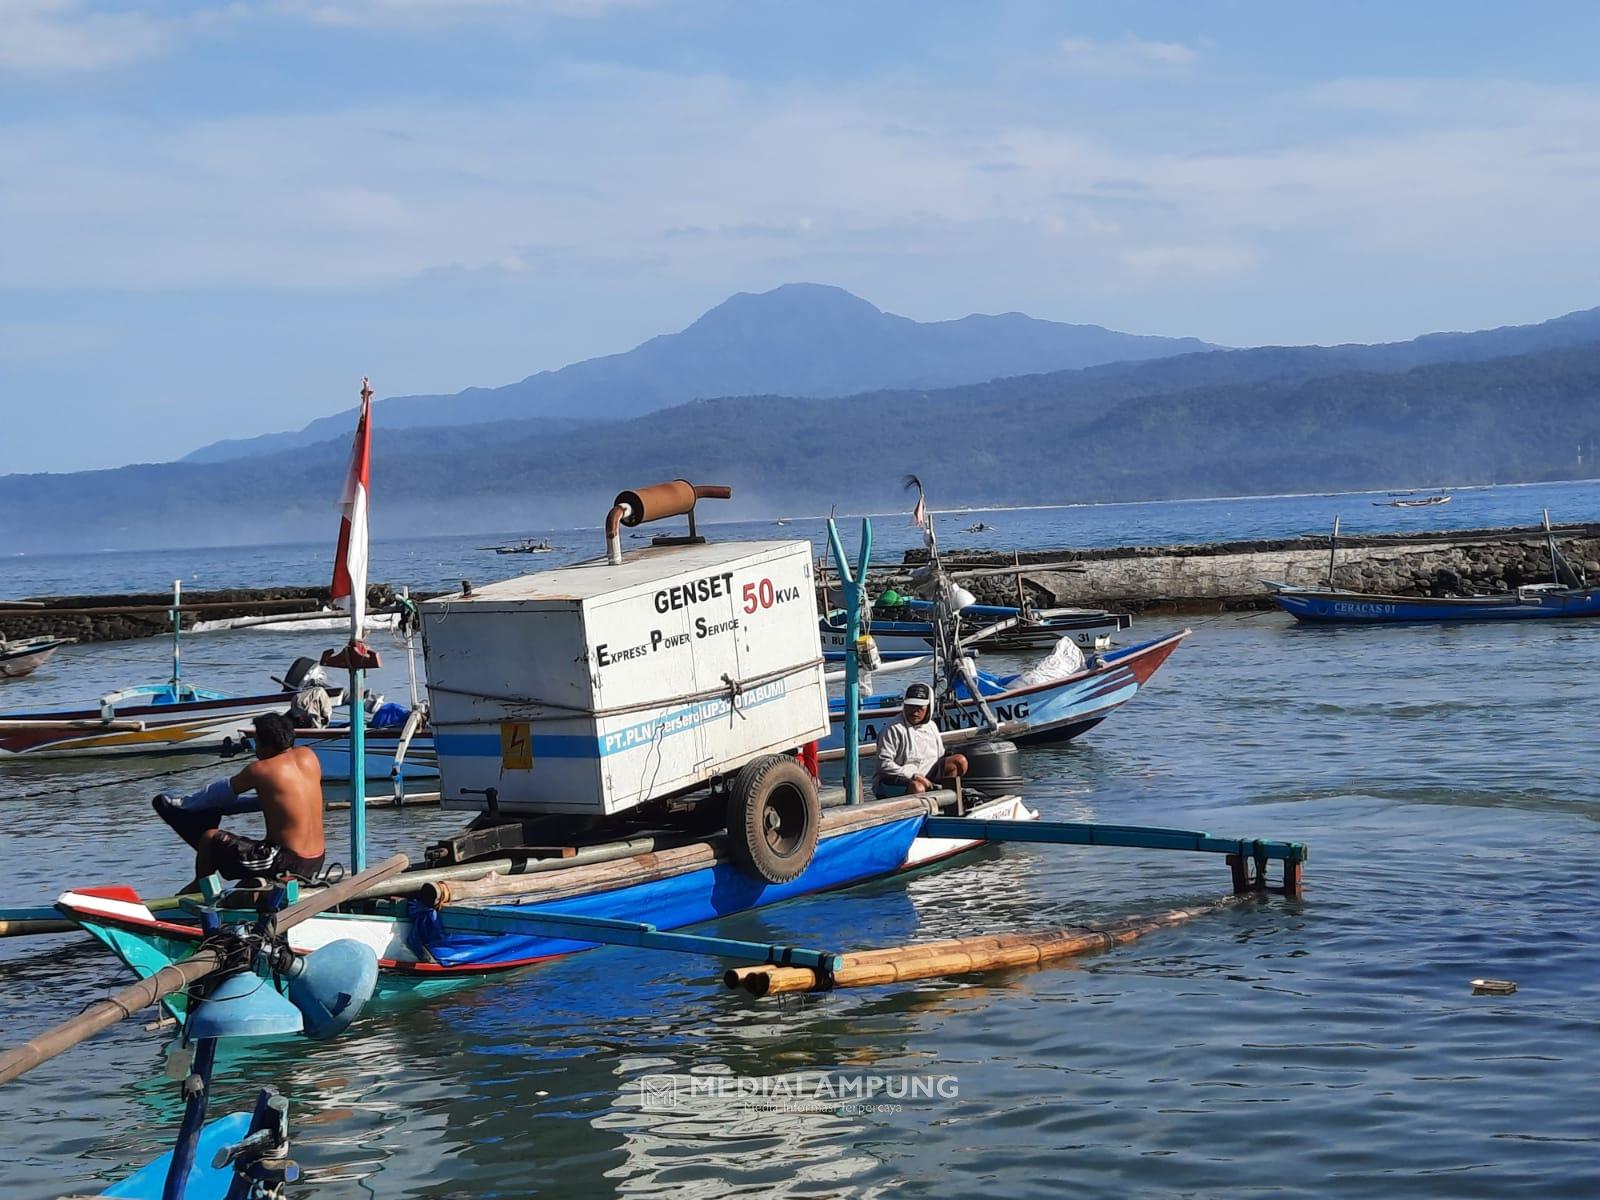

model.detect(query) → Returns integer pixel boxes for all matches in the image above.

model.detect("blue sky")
[3,0,1599,474]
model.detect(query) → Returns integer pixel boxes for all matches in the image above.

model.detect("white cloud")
[1059,34,1199,77]
[1,66,1598,349]
[0,0,175,71]
[0,0,641,73]
[269,0,646,28]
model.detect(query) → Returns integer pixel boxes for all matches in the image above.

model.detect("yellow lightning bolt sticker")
[499,721,533,771]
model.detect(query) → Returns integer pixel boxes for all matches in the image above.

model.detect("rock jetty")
[903,522,1600,613]
[0,584,402,645]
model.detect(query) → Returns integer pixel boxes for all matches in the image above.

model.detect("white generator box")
[421,539,829,817]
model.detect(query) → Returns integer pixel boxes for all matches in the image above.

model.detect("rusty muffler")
[606,479,732,563]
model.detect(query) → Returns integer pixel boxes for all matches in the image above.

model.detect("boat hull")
[0,690,296,759]
[303,726,440,782]
[58,794,1034,985]
[0,638,70,679]
[1266,585,1600,624]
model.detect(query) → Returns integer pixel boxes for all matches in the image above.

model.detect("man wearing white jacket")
[873,681,968,798]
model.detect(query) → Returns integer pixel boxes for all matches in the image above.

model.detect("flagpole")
[347,379,372,873]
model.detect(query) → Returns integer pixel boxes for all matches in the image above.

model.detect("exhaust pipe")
[606,479,732,564]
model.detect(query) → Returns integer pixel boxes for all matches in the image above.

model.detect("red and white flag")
[331,378,373,635]
[910,489,927,530]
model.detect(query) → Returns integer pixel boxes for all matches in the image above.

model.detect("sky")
[3,0,1600,475]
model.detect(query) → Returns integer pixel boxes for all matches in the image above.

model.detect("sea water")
[2,481,1599,1197]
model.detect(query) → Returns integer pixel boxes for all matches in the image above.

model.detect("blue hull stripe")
[435,678,793,762]
[421,815,925,968]
[435,732,601,759]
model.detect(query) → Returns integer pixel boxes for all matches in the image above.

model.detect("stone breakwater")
[0,585,401,645]
[901,523,1600,613]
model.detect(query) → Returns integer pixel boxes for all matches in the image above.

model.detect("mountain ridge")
[7,330,1600,553]
[181,282,1217,463]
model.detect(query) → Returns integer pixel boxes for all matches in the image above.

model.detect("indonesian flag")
[331,378,373,634]
[911,489,927,530]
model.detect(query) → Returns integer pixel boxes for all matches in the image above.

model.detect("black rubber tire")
[726,755,821,884]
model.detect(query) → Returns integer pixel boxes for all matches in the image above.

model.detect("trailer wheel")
[727,755,820,884]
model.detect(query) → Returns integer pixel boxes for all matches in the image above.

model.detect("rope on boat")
[0,759,218,804]
[426,657,825,721]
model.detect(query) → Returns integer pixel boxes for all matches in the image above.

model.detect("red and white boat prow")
[56,885,185,933]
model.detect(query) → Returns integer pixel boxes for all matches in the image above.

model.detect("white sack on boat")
[1014,636,1085,688]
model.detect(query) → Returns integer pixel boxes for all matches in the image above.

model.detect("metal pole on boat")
[401,585,419,711]
[1327,516,1340,588]
[349,662,367,871]
[161,905,223,1200]
[170,579,181,694]
[1543,508,1561,587]
[826,516,872,805]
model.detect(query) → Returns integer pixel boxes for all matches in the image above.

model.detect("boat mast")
[1543,508,1563,587]
[169,579,182,695]
[400,585,420,710]
[1327,516,1340,589]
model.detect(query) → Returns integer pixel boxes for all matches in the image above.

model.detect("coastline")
[12,523,1600,644]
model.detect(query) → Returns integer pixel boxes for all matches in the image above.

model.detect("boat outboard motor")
[962,740,1023,799]
[280,657,334,727]
[277,656,322,692]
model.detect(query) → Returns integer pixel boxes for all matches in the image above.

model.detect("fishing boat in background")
[823,630,1188,753]
[1265,509,1598,624]
[821,602,1131,654]
[0,583,338,760]
[1264,579,1600,624]
[189,608,402,634]
[484,537,555,554]
[1375,493,1451,508]
[0,635,72,680]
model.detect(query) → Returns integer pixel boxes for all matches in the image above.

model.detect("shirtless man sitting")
[154,712,326,885]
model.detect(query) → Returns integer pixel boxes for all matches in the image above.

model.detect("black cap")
[902,682,933,705]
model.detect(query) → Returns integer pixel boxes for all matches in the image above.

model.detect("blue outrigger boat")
[1265,509,1600,625]
[7,462,1305,1200]
[1263,580,1600,624]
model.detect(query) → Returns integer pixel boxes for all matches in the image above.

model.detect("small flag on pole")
[911,489,927,530]
[331,377,373,635]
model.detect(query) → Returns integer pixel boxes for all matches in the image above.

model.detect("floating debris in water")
[1471,978,1517,996]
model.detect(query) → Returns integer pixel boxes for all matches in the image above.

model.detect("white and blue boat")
[822,630,1189,753]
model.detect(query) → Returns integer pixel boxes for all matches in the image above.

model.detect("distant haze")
[3,293,1598,554]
